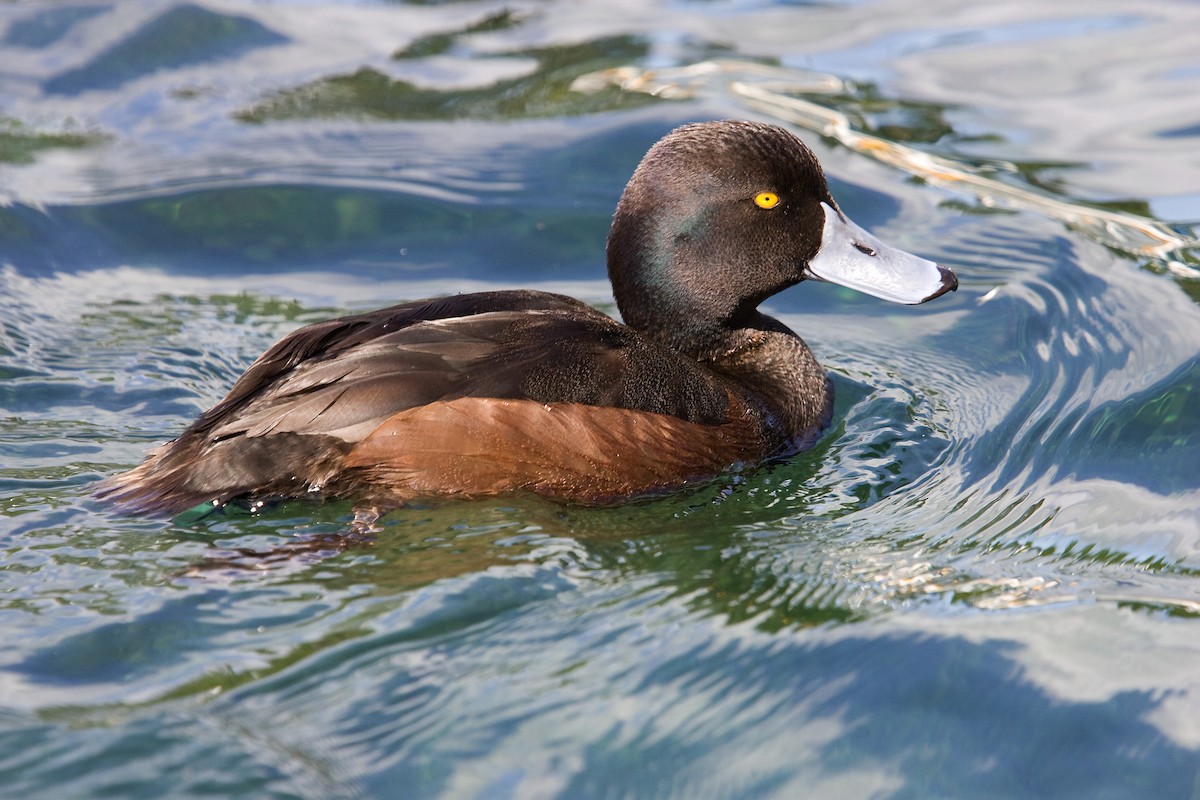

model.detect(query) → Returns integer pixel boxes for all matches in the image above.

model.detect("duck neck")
[609,225,777,362]
[615,288,746,361]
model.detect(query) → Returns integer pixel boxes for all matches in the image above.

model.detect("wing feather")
[97,289,741,514]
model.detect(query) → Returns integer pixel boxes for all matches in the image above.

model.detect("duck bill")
[804,202,957,304]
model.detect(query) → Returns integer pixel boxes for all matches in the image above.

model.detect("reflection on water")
[2,0,1200,797]
[239,33,659,122]
[43,4,288,97]
[0,117,108,165]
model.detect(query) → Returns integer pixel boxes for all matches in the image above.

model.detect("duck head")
[606,120,957,354]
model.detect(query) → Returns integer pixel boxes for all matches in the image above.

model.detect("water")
[2,1,1200,797]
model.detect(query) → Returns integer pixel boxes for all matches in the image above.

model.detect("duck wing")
[97,290,735,513]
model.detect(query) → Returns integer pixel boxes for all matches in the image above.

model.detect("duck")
[97,120,957,516]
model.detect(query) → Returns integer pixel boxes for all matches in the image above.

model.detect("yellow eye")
[754,191,780,209]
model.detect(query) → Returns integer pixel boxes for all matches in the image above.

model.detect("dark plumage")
[97,120,957,515]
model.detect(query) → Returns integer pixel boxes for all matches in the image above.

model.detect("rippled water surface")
[3,1,1200,797]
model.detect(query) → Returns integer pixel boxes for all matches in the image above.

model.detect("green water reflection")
[240,36,660,122]
[0,118,106,165]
